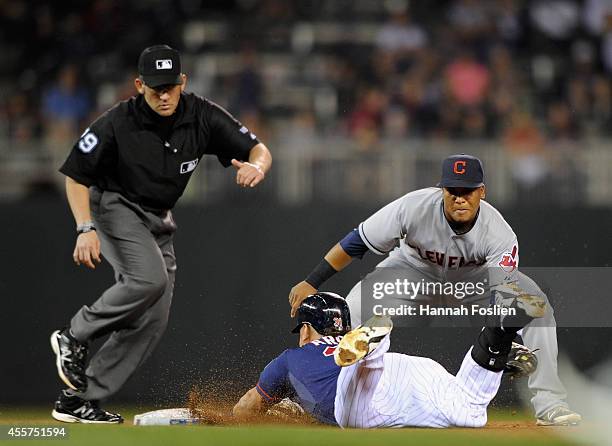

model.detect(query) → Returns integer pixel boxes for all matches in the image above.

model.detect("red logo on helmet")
[333,317,343,331]
[453,160,467,174]
[498,245,518,273]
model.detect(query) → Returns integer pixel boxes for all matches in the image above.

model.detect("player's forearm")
[325,243,354,271]
[65,176,93,226]
[248,143,272,174]
[304,226,370,289]
[232,387,265,420]
[304,224,373,289]
[304,243,353,289]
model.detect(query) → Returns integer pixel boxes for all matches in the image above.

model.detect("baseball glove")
[504,342,539,378]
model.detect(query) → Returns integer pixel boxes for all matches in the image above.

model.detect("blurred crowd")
[1,0,611,201]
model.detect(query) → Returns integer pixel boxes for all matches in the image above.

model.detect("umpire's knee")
[126,273,168,304]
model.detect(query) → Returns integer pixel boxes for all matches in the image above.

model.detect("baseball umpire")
[288,154,581,426]
[234,292,538,428]
[50,44,272,423]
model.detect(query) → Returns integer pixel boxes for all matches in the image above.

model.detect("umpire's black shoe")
[50,328,88,392]
[52,390,123,424]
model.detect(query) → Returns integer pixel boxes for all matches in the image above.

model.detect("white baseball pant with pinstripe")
[334,334,501,428]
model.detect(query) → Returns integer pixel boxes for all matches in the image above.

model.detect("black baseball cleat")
[52,390,123,424]
[334,315,393,367]
[50,328,88,392]
[504,342,539,378]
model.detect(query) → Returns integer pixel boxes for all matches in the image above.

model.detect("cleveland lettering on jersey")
[406,241,487,268]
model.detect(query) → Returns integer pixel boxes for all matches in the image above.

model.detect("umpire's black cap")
[138,45,182,88]
[439,154,485,188]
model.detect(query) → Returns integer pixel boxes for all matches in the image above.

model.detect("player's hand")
[289,281,317,317]
[73,231,102,269]
[231,159,265,188]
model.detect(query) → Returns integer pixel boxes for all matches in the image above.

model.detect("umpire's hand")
[73,232,102,269]
[289,281,317,317]
[231,159,265,188]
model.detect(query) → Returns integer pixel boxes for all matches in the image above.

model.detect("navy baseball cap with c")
[138,45,182,88]
[439,154,485,188]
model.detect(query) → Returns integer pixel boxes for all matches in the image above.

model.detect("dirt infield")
[185,387,580,441]
[187,387,319,425]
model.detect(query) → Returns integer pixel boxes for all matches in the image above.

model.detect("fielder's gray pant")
[68,189,177,401]
[346,252,568,418]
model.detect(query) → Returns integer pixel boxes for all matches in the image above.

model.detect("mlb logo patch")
[180,159,198,174]
[156,59,173,70]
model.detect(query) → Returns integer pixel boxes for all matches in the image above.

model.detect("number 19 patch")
[78,128,99,153]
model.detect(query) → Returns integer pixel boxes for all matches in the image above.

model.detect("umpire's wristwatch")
[76,221,96,235]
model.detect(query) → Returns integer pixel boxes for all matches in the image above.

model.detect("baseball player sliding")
[233,292,538,428]
[288,154,580,426]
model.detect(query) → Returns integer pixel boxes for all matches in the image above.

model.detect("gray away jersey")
[358,187,519,287]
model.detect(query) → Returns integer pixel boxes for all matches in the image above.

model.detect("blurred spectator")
[570,39,597,78]
[460,107,489,139]
[493,0,525,47]
[229,45,264,117]
[583,0,612,36]
[503,111,550,201]
[489,44,521,91]
[3,93,39,143]
[530,0,580,40]
[487,45,522,135]
[395,71,440,137]
[546,101,582,142]
[504,110,545,152]
[326,58,359,118]
[375,8,428,58]
[591,77,612,134]
[601,13,612,73]
[529,0,580,50]
[42,65,91,142]
[347,87,388,147]
[444,51,490,107]
[488,86,518,135]
[434,100,463,139]
[383,106,409,139]
[448,0,493,52]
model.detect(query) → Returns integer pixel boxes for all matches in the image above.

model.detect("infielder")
[288,154,580,426]
[50,44,272,423]
[233,292,538,428]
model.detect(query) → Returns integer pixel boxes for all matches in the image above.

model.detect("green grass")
[0,407,578,446]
